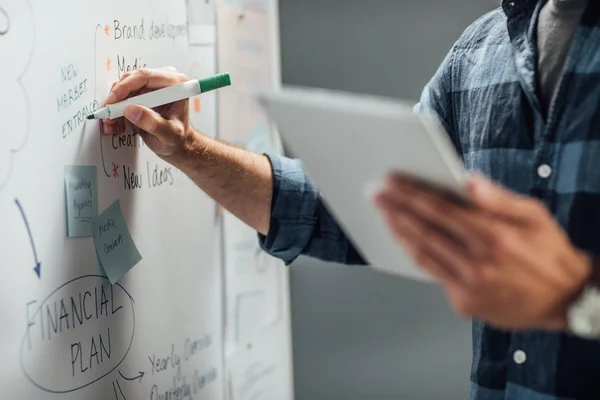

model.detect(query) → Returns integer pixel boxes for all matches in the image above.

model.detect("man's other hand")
[374,172,592,331]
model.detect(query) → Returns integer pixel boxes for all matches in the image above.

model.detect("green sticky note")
[65,165,98,237]
[93,200,142,284]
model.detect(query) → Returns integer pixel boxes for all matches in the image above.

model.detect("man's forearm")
[170,129,273,235]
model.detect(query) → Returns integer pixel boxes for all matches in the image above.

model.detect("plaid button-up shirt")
[259,1,600,398]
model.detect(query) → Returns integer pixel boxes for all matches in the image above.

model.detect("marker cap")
[198,73,232,93]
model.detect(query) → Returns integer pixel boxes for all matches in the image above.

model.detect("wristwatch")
[567,283,600,340]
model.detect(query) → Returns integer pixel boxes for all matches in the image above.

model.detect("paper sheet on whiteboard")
[187,0,216,44]
[223,213,280,346]
[187,45,217,138]
[227,335,283,400]
[217,2,273,148]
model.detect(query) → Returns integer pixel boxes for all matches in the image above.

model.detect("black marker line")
[94,23,110,177]
[116,380,127,400]
[19,275,137,394]
[13,0,34,152]
[118,370,144,382]
[0,153,14,192]
[0,7,10,35]
[0,0,34,192]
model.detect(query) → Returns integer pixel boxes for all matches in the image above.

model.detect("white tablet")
[255,86,469,282]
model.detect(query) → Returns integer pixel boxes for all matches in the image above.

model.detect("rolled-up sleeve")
[258,153,366,266]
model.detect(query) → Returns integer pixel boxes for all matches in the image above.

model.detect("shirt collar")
[501,0,541,17]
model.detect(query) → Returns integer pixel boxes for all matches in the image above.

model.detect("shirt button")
[513,350,527,365]
[537,164,552,179]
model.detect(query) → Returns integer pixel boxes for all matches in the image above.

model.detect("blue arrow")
[118,370,144,383]
[15,198,41,279]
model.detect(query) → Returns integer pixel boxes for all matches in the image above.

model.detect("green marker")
[87,72,231,120]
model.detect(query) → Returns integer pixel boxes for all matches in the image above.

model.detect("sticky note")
[96,253,108,278]
[64,165,98,237]
[93,200,142,284]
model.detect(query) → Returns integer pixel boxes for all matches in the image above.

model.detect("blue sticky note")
[95,252,108,278]
[93,200,142,284]
[65,165,98,237]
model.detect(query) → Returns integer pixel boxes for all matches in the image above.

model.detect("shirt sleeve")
[258,153,367,266]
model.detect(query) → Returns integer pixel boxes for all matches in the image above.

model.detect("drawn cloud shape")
[0,0,34,191]
[0,8,9,35]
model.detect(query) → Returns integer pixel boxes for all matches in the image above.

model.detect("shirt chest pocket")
[452,84,536,195]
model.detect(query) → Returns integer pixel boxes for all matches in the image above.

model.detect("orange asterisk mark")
[104,24,110,36]
[112,162,119,178]
[106,57,112,71]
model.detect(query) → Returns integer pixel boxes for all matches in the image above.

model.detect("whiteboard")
[0,0,294,398]
[216,1,294,399]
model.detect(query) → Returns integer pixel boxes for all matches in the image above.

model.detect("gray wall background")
[278,1,498,399]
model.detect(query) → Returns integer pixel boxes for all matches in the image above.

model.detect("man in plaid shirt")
[105,0,600,398]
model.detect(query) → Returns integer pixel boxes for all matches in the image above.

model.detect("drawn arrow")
[15,198,41,279]
[118,370,145,383]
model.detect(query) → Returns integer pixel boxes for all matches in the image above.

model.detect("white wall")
[278,1,498,399]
